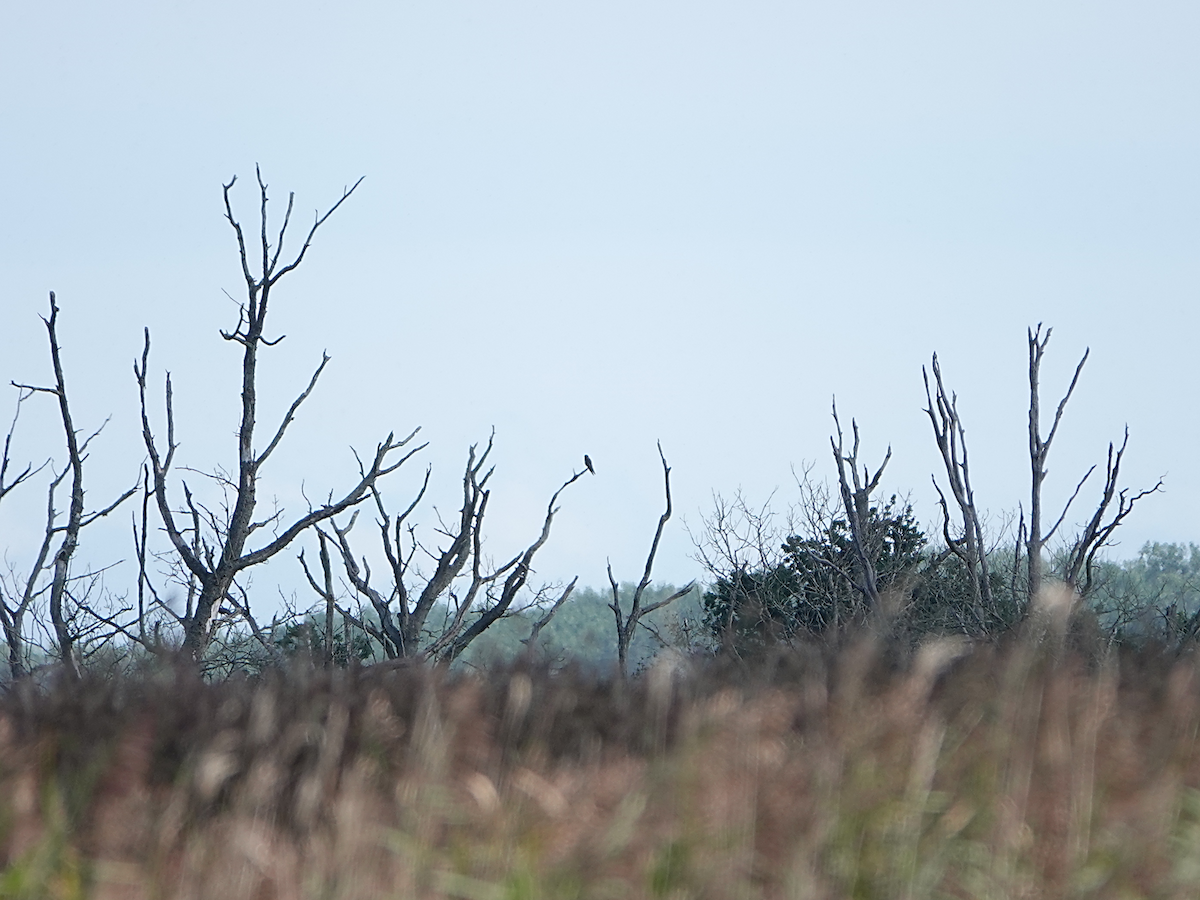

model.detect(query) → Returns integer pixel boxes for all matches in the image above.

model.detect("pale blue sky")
[1,0,1197,604]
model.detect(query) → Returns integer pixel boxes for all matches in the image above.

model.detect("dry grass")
[3,626,1200,899]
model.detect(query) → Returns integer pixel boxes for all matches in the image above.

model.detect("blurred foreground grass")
[3,623,1200,898]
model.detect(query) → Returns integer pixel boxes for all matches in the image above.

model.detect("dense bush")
[699,496,1003,653]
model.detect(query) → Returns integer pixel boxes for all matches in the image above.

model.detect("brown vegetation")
[3,615,1200,899]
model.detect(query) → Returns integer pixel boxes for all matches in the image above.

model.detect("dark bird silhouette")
[584,454,595,475]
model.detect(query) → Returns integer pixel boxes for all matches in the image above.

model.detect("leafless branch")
[521,577,578,651]
[256,353,330,469]
[1061,428,1163,596]
[609,442,696,677]
[0,388,47,506]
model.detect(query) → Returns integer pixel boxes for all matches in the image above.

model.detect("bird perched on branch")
[584,454,595,475]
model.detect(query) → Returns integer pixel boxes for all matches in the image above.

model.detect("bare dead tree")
[923,353,992,626]
[4,294,137,678]
[134,170,412,659]
[1060,428,1162,597]
[1025,325,1161,609]
[307,435,588,664]
[608,443,696,678]
[1025,324,1089,600]
[830,401,891,610]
